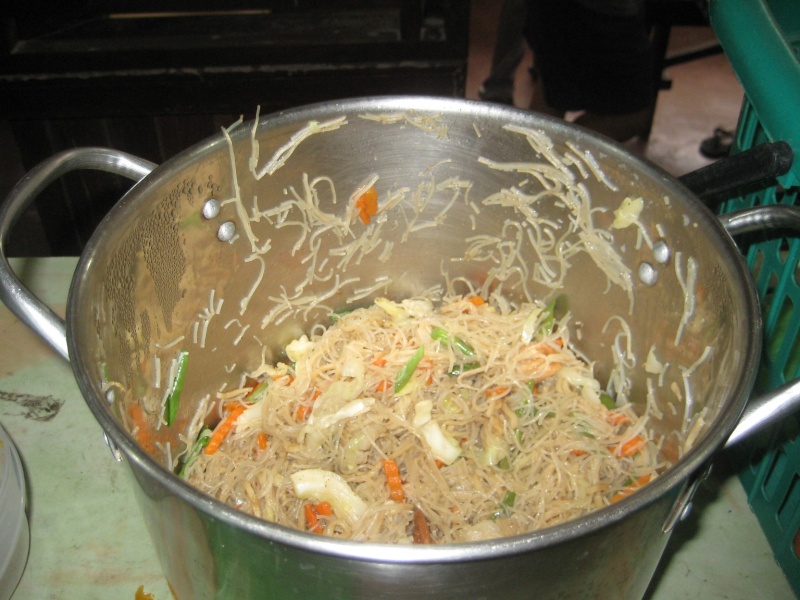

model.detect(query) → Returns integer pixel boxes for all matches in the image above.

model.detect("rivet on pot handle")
[0,148,157,361]
[719,203,800,447]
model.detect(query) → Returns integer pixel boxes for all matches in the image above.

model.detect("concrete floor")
[465,0,745,178]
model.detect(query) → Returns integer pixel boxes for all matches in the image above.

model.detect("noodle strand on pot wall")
[182,295,667,543]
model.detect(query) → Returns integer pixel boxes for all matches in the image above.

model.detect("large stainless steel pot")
[2,96,799,600]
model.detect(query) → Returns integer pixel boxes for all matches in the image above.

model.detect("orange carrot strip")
[412,508,433,544]
[485,386,509,397]
[205,403,248,455]
[296,404,312,422]
[382,459,405,502]
[607,411,632,426]
[296,389,320,421]
[129,404,156,454]
[611,474,652,503]
[304,503,323,534]
[612,436,646,458]
[355,185,379,224]
[375,379,392,393]
[467,296,485,307]
[314,501,333,516]
[372,355,388,367]
[257,432,268,450]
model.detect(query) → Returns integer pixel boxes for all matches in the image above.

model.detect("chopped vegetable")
[599,392,616,410]
[205,403,248,455]
[375,297,434,322]
[330,303,369,322]
[611,196,644,229]
[514,387,535,419]
[607,411,632,426]
[559,367,601,394]
[382,458,405,502]
[246,379,269,403]
[257,432,268,450]
[235,397,265,432]
[430,327,476,356]
[612,436,646,458]
[485,386,509,398]
[315,501,333,516]
[178,429,211,477]
[539,299,556,334]
[644,345,666,374]
[304,503,323,534]
[292,469,368,524]
[296,403,313,421]
[412,400,433,428]
[492,490,517,519]
[519,342,564,381]
[395,346,425,393]
[129,403,156,454]
[286,335,315,363]
[447,362,480,377]
[165,350,189,426]
[296,389,321,422]
[420,421,462,465]
[476,435,508,468]
[355,185,379,224]
[412,508,433,544]
[310,398,375,429]
[611,474,652,503]
[466,296,485,307]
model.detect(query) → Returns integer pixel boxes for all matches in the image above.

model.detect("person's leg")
[576,4,654,142]
[523,0,655,142]
[480,0,528,104]
[527,64,565,120]
[574,106,653,143]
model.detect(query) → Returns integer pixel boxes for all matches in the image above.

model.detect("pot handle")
[0,148,157,361]
[718,204,800,447]
[679,141,794,209]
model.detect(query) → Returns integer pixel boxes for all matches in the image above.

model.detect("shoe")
[478,84,514,106]
[700,127,734,159]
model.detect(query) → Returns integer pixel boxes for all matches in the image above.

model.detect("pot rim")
[66,95,762,563]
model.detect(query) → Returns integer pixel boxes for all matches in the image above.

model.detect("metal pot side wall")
[129,459,678,600]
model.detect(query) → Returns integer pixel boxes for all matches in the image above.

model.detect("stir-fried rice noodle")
[183,294,668,543]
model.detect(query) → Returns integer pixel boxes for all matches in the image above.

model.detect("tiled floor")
[465,0,745,178]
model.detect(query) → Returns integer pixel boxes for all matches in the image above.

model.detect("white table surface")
[1,257,794,600]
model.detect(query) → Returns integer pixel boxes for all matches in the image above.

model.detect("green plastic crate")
[710,0,800,594]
